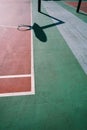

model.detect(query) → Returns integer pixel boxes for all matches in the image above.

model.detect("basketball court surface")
[0,0,87,130]
[0,0,34,96]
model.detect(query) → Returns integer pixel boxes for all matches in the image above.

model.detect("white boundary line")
[0,25,17,29]
[0,74,31,79]
[0,92,34,97]
[30,0,35,95]
[0,1,35,97]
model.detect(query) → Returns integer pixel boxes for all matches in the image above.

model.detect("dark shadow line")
[40,11,64,22]
[78,11,87,16]
[41,21,64,29]
[18,11,65,31]
[39,11,65,29]
[18,20,64,32]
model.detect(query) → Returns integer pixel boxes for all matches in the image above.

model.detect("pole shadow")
[78,12,87,16]
[17,12,65,42]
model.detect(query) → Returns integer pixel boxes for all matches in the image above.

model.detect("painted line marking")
[0,91,35,97]
[0,74,31,79]
[30,1,35,95]
[0,25,17,29]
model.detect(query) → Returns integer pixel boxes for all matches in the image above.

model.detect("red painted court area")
[66,1,87,13]
[0,0,34,96]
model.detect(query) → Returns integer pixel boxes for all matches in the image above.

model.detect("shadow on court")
[79,12,87,16]
[18,12,65,42]
[33,23,47,42]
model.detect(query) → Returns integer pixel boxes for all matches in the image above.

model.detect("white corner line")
[0,91,35,97]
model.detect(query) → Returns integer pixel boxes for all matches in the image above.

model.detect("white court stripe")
[0,74,31,79]
[0,91,35,97]
[30,1,35,95]
[0,25,17,28]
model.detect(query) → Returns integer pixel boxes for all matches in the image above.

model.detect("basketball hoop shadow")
[17,23,47,42]
[17,13,64,42]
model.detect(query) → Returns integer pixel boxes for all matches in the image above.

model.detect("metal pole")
[38,0,41,12]
[76,0,82,12]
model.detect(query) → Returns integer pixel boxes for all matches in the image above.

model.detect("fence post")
[76,0,82,12]
[38,0,41,12]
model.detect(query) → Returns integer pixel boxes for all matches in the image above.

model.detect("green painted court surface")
[0,0,87,129]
